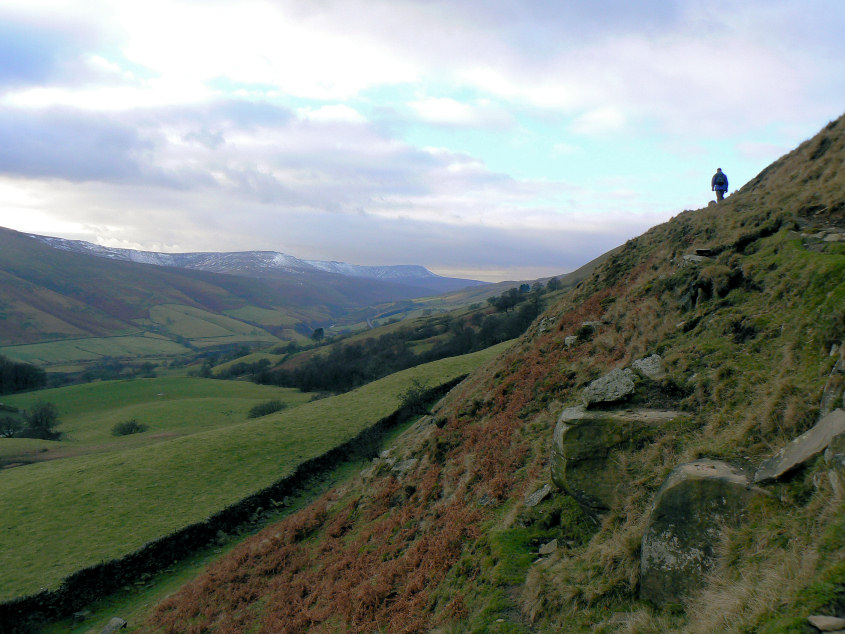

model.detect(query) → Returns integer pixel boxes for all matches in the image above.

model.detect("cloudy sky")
[1,1,843,281]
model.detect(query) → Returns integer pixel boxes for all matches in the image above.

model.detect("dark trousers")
[715,189,725,202]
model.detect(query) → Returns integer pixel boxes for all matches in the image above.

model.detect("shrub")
[398,379,431,416]
[20,401,62,440]
[112,419,148,436]
[247,400,287,419]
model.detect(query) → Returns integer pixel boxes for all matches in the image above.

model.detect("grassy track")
[0,343,510,601]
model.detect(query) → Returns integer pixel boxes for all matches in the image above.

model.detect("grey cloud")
[0,107,151,182]
[0,13,107,88]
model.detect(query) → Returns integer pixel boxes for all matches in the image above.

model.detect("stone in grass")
[632,354,666,380]
[538,539,558,556]
[582,368,636,407]
[754,409,845,484]
[524,483,552,507]
[808,614,845,631]
[640,459,766,606]
[101,617,127,633]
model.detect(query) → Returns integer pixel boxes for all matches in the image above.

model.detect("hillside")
[0,228,487,366]
[141,114,845,632]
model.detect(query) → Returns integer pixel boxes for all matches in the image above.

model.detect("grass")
[0,343,510,601]
[148,304,279,346]
[0,334,190,366]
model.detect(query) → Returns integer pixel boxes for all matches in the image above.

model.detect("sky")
[0,1,843,282]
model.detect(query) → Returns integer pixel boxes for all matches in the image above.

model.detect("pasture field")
[0,334,189,366]
[148,304,278,347]
[0,342,511,601]
[1,377,310,451]
[223,306,299,327]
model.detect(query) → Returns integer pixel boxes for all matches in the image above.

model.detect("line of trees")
[0,355,46,395]
[243,283,550,394]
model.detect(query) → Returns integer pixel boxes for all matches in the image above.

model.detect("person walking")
[711,168,729,202]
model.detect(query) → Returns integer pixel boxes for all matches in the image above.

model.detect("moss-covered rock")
[550,406,688,510]
[640,459,767,606]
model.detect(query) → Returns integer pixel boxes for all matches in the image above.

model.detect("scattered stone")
[391,458,418,477]
[477,493,497,507]
[754,409,845,484]
[564,335,578,348]
[582,368,636,406]
[525,483,552,507]
[632,354,666,380]
[551,406,690,510]
[538,539,558,555]
[823,233,845,242]
[640,459,766,606]
[72,609,92,623]
[581,320,603,328]
[101,617,127,633]
[683,254,709,263]
[808,615,845,631]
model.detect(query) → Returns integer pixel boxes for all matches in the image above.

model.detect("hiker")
[711,168,729,202]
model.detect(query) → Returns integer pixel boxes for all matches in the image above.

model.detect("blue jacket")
[711,171,728,190]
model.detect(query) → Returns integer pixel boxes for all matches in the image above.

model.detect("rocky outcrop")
[640,460,766,606]
[551,406,689,510]
[754,409,845,484]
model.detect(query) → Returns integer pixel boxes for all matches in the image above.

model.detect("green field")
[0,343,511,601]
[148,304,279,347]
[0,334,190,366]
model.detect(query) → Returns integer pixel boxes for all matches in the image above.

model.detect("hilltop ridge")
[142,113,845,632]
[29,234,485,293]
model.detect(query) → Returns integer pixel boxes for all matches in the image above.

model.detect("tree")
[0,416,22,438]
[311,327,325,342]
[22,401,62,440]
[546,276,562,291]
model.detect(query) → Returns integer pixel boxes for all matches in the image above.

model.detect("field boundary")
[0,376,466,633]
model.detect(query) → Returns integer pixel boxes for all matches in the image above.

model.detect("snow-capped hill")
[30,235,485,294]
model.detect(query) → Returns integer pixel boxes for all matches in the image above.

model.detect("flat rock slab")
[808,615,845,631]
[525,483,552,507]
[551,406,689,510]
[640,459,766,606]
[754,409,845,484]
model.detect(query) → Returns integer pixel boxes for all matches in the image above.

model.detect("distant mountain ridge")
[30,235,484,294]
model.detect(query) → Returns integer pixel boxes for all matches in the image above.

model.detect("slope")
[0,228,481,355]
[0,346,507,605]
[144,113,845,633]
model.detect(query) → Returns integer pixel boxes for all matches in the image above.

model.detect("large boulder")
[640,460,766,606]
[754,409,845,484]
[582,368,636,406]
[551,406,689,510]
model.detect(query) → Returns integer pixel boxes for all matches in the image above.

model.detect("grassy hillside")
[0,344,510,602]
[143,114,845,633]
[0,228,495,364]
